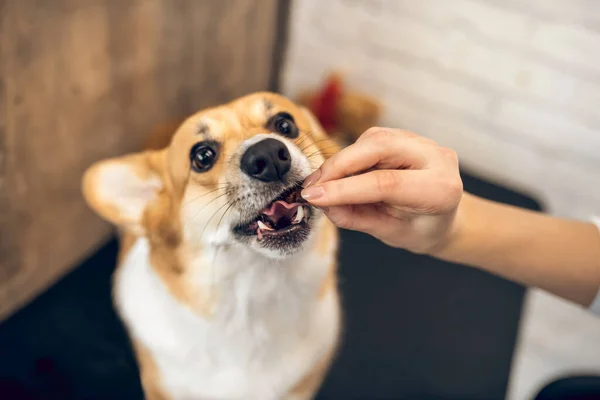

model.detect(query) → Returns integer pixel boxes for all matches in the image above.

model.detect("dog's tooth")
[258,220,273,231]
[294,206,304,224]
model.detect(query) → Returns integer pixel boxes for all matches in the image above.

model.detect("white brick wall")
[281,2,600,399]
[281,0,600,220]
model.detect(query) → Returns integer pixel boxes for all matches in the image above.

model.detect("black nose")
[241,138,291,182]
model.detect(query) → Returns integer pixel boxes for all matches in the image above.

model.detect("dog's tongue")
[262,201,300,224]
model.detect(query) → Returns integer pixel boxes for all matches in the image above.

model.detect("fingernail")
[302,169,322,188]
[301,185,324,200]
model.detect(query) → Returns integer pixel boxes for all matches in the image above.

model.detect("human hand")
[301,128,464,254]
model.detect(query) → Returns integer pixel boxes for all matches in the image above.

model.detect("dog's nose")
[241,138,291,182]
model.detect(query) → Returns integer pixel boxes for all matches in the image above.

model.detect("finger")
[323,204,388,234]
[302,169,447,212]
[357,127,439,150]
[303,129,431,187]
[357,127,419,143]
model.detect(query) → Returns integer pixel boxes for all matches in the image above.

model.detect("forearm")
[435,192,600,306]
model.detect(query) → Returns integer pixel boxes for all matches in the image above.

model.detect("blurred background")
[1,1,599,399]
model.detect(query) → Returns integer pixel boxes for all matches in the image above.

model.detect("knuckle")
[320,155,336,175]
[320,152,344,178]
[447,178,464,199]
[440,147,459,162]
[400,130,420,139]
[360,128,422,145]
[417,174,463,214]
[376,170,400,194]
[416,135,438,146]
[360,127,389,142]
[436,177,463,212]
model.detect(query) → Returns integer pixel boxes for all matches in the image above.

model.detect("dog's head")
[83,92,339,259]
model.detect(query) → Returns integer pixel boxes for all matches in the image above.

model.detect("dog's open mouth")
[235,184,312,240]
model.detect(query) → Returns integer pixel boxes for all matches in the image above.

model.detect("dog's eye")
[267,112,298,138]
[190,142,218,172]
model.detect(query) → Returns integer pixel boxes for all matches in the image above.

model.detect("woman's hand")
[301,127,464,254]
[300,127,600,308]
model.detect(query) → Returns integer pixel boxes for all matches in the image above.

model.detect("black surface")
[534,375,600,400]
[0,171,541,400]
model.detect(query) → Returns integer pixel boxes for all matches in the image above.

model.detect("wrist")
[428,192,475,262]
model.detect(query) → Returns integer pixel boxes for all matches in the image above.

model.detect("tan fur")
[288,349,336,398]
[316,219,337,258]
[83,92,341,399]
[318,263,338,302]
[132,339,172,400]
[141,185,218,317]
[314,219,339,300]
[117,232,138,265]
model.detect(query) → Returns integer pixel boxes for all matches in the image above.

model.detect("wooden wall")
[0,0,283,320]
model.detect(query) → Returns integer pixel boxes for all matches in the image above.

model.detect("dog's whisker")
[215,199,238,236]
[182,186,229,208]
[295,133,313,148]
[305,144,340,157]
[299,138,335,152]
[208,200,238,290]
[298,138,325,152]
[200,199,235,238]
[189,191,230,222]
[183,190,226,209]
[306,150,339,160]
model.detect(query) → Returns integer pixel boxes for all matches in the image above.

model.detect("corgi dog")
[82,92,341,400]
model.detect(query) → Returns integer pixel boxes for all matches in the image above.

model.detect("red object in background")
[309,75,343,133]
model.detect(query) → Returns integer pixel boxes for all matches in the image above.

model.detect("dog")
[82,92,342,400]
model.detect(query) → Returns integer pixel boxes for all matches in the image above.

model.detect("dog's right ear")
[82,150,166,235]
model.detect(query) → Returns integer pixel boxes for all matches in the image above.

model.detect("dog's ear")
[82,150,166,234]
[300,106,342,160]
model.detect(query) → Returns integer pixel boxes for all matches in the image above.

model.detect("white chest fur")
[114,239,340,400]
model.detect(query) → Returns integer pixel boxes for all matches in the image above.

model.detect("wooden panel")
[0,0,280,321]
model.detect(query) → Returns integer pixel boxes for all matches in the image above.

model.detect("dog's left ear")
[300,106,342,160]
[82,150,166,235]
